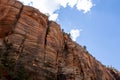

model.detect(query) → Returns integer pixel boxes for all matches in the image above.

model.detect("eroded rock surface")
[0,0,120,80]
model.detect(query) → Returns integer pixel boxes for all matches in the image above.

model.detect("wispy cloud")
[70,29,82,41]
[18,0,95,21]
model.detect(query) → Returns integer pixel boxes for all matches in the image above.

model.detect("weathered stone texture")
[0,0,120,80]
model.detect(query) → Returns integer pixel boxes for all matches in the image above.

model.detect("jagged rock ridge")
[0,0,120,80]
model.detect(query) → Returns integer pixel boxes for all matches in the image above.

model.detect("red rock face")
[0,0,23,38]
[0,0,120,80]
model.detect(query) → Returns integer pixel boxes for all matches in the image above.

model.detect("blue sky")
[19,0,120,71]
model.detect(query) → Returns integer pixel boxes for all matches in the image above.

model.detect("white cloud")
[56,0,78,8]
[68,0,78,8]
[70,29,82,41]
[49,13,58,21]
[18,0,95,20]
[76,0,94,13]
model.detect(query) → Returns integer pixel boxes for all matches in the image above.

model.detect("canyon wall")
[0,0,120,80]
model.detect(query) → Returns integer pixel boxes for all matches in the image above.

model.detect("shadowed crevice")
[13,3,23,29]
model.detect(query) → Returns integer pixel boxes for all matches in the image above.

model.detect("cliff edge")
[0,0,120,80]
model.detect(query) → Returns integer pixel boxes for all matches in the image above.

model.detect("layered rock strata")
[0,0,120,80]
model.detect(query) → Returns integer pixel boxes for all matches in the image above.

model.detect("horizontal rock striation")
[0,0,120,80]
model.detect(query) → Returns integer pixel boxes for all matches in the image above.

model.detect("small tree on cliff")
[83,45,87,50]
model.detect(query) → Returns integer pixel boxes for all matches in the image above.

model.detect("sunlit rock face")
[0,0,120,80]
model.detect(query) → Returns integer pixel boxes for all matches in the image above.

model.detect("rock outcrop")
[0,0,120,80]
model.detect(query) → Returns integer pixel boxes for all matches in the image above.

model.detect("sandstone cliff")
[0,0,120,80]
